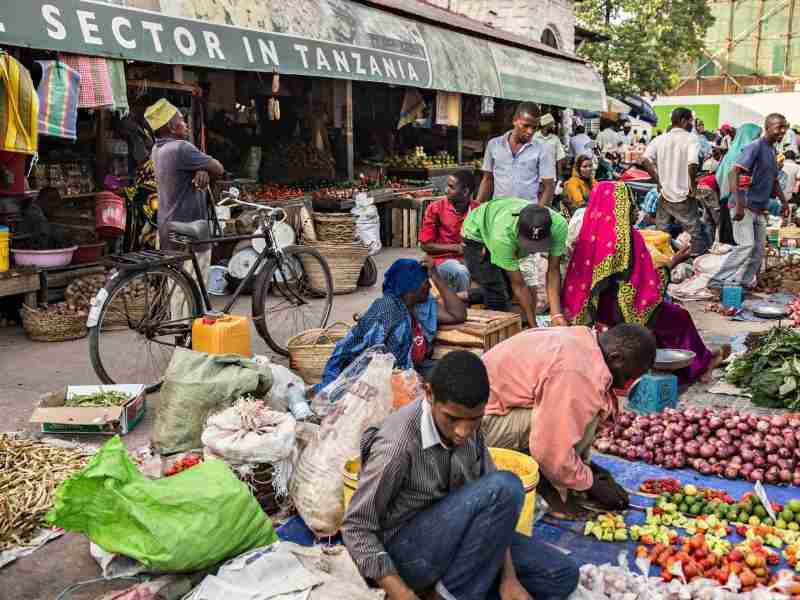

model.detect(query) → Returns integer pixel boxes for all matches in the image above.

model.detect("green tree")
[575,0,714,97]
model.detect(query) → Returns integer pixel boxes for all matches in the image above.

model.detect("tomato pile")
[164,455,202,477]
[251,184,304,202]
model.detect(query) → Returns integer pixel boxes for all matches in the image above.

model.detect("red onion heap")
[593,408,800,485]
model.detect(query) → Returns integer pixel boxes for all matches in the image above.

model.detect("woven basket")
[21,305,88,342]
[288,321,352,384]
[313,212,356,244]
[299,242,370,294]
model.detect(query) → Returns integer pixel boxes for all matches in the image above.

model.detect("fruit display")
[594,407,800,484]
[584,513,630,542]
[311,184,369,202]
[727,327,800,409]
[385,148,456,169]
[640,478,683,496]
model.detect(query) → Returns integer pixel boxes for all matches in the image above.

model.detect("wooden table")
[0,269,40,307]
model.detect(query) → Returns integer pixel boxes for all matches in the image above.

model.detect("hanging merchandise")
[35,61,80,140]
[435,92,461,127]
[0,51,39,154]
[397,88,425,129]
[107,59,129,116]
[59,54,114,109]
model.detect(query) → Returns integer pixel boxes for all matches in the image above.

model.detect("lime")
[739,512,751,523]
[754,505,767,518]
[781,509,795,523]
[789,499,800,513]
[690,504,702,515]
[728,509,740,521]
[777,518,788,529]
[679,503,690,513]
[673,494,684,505]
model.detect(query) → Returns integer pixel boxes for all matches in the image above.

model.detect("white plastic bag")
[291,349,395,535]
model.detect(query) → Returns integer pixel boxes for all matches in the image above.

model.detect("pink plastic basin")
[11,246,78,268]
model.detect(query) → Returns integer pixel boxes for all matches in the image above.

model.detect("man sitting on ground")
[343,350,579,600]
[418,171,478,293]
[482,324,657,516]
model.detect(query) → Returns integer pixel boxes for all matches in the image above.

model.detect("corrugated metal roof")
[352,0,588,64]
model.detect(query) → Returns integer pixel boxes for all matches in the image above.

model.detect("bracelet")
[551,313,565,320]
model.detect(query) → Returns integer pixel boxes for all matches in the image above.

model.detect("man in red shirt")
[419,171,478,293]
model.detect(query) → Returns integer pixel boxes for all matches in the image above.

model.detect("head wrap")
[383,259,428,297]
[715,122,762,203]
[144,98,179,131]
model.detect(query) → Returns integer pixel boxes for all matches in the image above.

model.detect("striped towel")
[36,60,80,140]
[0,52,38,154]
[108,59,129,116]
[60,54,113,109]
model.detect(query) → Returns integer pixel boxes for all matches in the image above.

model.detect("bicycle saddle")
[168,220,210,239]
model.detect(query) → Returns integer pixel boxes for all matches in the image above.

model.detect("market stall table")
[37,262,104,306]
[0,268,40,307]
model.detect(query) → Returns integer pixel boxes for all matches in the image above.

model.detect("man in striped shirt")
[342,351,579,600]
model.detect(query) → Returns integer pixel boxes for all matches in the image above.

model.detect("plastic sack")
[46,436,277,573]
[202,398,296,495]
[153,349,273,455]
[354,215,382,255]
[291,348,395,535]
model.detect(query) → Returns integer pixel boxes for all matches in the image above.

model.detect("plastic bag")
[47,436,277,573]
[291,349,395,535]
[391,369,425,411]
[153,349,273,455]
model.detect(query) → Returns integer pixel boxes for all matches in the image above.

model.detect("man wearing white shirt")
[569,125,593,159]
[641,108,704,256]
[597,120,622,153]
[783,150,800,203]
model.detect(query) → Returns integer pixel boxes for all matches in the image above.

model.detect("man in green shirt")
[462,197,568,328]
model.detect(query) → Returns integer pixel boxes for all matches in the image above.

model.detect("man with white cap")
[144,99,224,314]
[533,113,567,180]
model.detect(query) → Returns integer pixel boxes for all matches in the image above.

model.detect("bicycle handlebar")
[219,194,287,223]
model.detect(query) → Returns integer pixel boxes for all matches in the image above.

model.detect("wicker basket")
[21,305,88,342]
[287,321,352,384]
[300,242,370,295]
[312,212,357,244]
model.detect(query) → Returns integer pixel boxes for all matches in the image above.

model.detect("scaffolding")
[674,0,800,95]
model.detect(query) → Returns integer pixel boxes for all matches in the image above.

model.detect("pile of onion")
[593,408,800,486]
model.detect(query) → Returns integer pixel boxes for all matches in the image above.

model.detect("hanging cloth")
[0,52,39,154]
[36,60,80,140]
[397,88,425,129]
[108,59,129,116]
[59,54,114,109]
[435,92,461,127]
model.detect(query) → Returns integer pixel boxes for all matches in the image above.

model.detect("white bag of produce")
[290,348,394,536]
[353,214,382,255]
[202,398,296,496]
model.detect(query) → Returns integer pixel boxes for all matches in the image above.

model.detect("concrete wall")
[425,0,576,53]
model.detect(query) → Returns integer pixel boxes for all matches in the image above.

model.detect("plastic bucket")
[0,226,9,272]
[489,448,539,536]
[343,456,361,511]
[72,242,105,264]
[95,192,126,237]
[343,449,539,537]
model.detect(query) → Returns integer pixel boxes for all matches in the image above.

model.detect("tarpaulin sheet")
[278,453,800,574]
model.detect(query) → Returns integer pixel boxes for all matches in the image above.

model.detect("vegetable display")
[594,407,800,485]
[251,183,304,203]
[164,455,202,477]
[65,390,131,407]
[726,327,800,409]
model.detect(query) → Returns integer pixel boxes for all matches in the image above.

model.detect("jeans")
[386,471,579,600]
[655,196,706,256]
[464,241,511,311]
[710,208,767,289]
[436,259,471,294]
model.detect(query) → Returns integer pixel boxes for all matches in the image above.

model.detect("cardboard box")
[30,384,146,435]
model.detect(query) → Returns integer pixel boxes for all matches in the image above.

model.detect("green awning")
[0,0,605,111]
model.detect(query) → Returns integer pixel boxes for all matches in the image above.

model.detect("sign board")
[0,0,606,111]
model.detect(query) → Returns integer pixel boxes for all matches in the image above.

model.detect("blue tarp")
[277,454,799,572]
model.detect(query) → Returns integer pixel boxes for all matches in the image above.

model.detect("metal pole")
[457,94,463,164]
[345,80,354,181]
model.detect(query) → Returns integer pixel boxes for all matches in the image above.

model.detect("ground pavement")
[0,247,777,600]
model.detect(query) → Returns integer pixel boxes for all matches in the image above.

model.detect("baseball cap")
[516,205,552,256]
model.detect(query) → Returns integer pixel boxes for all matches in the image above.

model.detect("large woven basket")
[21,305,88,342]
[300,242,370,295]
[312,212,356,244]
[287,321,352,384]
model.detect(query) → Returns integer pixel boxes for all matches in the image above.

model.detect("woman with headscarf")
[716,123,763,245]
[316,258,467,388]
[119,159,159,252]
[562,155,596,219]
[562,181,728,385]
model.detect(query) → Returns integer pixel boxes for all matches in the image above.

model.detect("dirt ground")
[0,247,778,600]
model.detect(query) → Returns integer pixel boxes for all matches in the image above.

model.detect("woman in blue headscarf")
[716,123,763,245]
[316,257,467,388]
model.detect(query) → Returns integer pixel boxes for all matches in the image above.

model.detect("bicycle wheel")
[89,266,201,391]
[253,245,333,355]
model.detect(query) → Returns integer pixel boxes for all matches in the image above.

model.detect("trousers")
[386,471,579,600]
[709,208,766,289]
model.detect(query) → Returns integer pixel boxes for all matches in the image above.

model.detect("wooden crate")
[433,309,522,358]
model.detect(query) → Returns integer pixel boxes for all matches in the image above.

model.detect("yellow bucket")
[342,449,538,537]
[489,448,539,536]
[0,227,9,272]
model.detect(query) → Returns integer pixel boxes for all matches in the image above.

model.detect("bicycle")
[87,189,333,391]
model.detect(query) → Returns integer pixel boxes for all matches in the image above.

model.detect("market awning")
[0,0,605,112]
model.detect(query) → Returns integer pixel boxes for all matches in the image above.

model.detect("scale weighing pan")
[752,304,789,319]
[654,349,696,372]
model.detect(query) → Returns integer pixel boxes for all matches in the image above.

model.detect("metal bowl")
[654,349,696,371]
[752,304,789,319]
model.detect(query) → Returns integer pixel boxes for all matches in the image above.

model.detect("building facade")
[425,0,576,53]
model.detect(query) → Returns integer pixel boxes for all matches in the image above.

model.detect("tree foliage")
[575,0,715,97]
